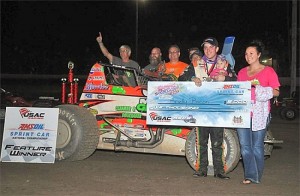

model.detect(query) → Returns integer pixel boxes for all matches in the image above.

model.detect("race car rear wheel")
[280,107,297,120]
[55,104,99,161]
[185,128,240,175]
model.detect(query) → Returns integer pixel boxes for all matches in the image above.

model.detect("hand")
[251,79,260,86]
[157,61,166,73]
[192,77,202,87]
[214,75,225,82]
[96,32,103,43]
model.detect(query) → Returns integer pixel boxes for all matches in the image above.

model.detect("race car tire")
[280,107,297,120]
[55,104,98,161]
[185,128,240,175]
[264,128,274,158]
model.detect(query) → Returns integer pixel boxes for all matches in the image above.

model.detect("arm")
[96,32,113,63]
[268,66,280,97]
[224,67,237,81]
[178,64,194,81]
[181,64,202,87]
[273,88,280,97]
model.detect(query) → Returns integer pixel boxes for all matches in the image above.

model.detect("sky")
[1,0,293,76]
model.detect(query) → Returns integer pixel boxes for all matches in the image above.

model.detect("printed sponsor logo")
[149,112,171,122]
[124,124,135,128]
[19,108,45,119]
[135,124,144,129]
[97,94,105,99]
[225,100,247,105]
[89,108,98,115]
[10,131,50,137]
[233,116,244,124]
[4,145,52,157]
[173,115,196,123]
[18,124,45,130]
[155,83,180,96]
[217,89,245,95]
[84,84,109,90]
[89,67,102,74]
[223,84,240,89]
[88,76,105,81]
[85,93,93,98]
[122,113,142,119]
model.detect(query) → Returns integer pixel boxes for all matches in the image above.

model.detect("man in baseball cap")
[192,36,233,180]
[201,37,219,47]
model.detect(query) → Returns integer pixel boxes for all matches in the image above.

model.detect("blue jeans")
[237,127,266,183]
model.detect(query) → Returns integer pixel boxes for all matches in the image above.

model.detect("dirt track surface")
[1,114,299,196]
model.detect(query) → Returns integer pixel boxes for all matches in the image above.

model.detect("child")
[210,54,233,80]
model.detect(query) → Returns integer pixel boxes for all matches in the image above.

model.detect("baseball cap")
[201,37,219,47]
[189,50,203,60]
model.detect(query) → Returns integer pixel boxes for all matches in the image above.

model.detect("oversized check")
[146,81,251,128]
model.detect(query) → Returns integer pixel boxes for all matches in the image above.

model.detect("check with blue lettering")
[146,81,251,128]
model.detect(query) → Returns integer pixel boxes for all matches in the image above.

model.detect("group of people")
[96,32,280,184]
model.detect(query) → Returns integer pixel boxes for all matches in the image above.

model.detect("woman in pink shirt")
[237,40,280,184]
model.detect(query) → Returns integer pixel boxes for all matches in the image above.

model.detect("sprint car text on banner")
[146,81,251,128]
[1,107,59,163]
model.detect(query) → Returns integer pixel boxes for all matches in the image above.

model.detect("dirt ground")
[0,112,299,196]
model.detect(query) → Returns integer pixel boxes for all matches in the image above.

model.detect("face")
[189,49,197,57]
[203,43,219,60]
[245,46,261,65]
[168,47,180,62]
[119,47,130,60]
[191,54,201,62]
[149,48,162,64]
[150,48,161,60]
[216,59,227,69]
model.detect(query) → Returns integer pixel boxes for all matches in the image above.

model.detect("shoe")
[214,173,230,180]
[193,172,207,178]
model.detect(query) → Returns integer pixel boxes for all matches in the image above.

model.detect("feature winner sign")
[146,81,251,128]
[1,107,59,163]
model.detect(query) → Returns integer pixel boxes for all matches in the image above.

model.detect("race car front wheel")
[55,104,99,161]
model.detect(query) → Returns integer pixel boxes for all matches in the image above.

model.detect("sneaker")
[193,172,207,177]
[214,173,230,180]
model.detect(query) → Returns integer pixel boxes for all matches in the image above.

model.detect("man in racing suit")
[193,37,236,179]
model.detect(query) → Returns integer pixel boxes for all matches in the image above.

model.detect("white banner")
[1,107,59,163]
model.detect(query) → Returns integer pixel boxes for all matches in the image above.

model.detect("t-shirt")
[112,56,140,70]
[143,63,158,72]
[237,65,280,110]
[112,56,140,87]
[142,61,165,79]
[164,61,188,78]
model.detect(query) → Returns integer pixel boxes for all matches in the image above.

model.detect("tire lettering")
[61,111,77,126]
[68,114,74,120]
[56,151,65,160]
